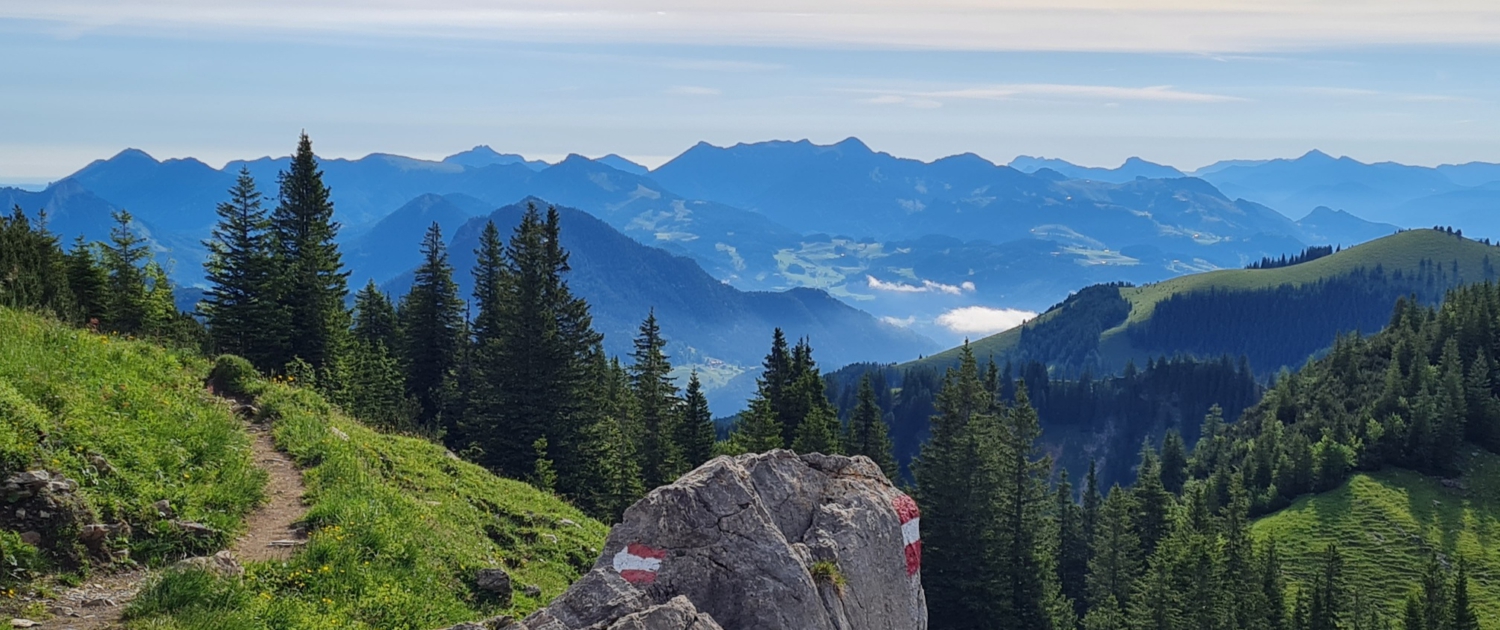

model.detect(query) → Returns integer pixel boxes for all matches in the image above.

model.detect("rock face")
[486,450,926,630]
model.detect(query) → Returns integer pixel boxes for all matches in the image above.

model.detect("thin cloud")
[667,86,722,96]
[12,1,1500,53]
[880,315,917,328]
[866,275,976,296]
[935,306,1036,335]
[864,83,1236,105]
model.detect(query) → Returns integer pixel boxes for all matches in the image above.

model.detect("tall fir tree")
[630,310,684,488]
[399,222,464,434]
[463,204,602,499]
[64,236,108,326]
[1159,430,1189,495]
[202,167,282,368]
[352,281,399,349]
[676,371,717,470]
[102,209,150,334]
[1451,561,1479,630]
[269,132,350,373]
[728,396,785,454]
[1087,485,1142,615]
[992,382,1055,629]
[845,374,899,479]
[1053,469,1090,618]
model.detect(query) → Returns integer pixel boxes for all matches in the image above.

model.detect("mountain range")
[6,137,1500,410]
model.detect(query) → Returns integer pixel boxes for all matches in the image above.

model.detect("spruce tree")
[761,328,794,447]
[1053,469,1089,617]
[140,261,178,337]
[464,204,602,497]
[1082,459,1103,555]
[583,355,646,519]
[676,371,717,470]
[630,310,684,488]
[102,209,150,334]
[1087,486,1141,614]
[64,236,108,326]
[993,382,1054,629]
[845,374,898,479]
[203,167,281,368]
[913,344,993,629]
[352,281,399,350]
[1160,430,1189,495]
[399,222,464,433]
[269,132,350,373]
[1133,441,1174,556]
[728,396,785,454]
[1451,561,1479,630]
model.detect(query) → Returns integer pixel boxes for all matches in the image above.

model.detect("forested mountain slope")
[910,229,1500,376]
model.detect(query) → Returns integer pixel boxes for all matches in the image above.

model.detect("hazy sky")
[4,0,1500,183]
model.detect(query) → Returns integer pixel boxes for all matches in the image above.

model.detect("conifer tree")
[1262,539,1288,630]
[1159,430,1189,495]
[630,310,684,488]
[761,328,794,447]
[728,396,785,454]
[914,344,994,629]
[787,342,842,455]
[676,371,717,470]
[583,356,646,519]
[140,261,178,336]
[463,204,602,498]
[269,132,350,372]
[399,222,464,433]
[993,382,1054,629]
[102,209,150,333]
[845,374,899,479]
[64,236,108,326]
[470,221,508,349]
[1450,561,1479,630]
[1087,486,1141,614]
[1132,442,1174,556]
[1053,469,1089,616]
[203,167,281,367]
[352,281,399,350]
[1082,459,1103,553]
[0,207,74,319]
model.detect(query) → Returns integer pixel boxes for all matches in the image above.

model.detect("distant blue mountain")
[440,145,549,171]
[387,198,940,412]
[1195,150,1459,223]
[1008,155,1185,182]
[1,180,121,244]
[345,193,493,287]
[594,154,649,176]
[650,137,1301,253]
[1294,206,1400,246]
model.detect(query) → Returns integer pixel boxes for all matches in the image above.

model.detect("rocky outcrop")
[473,450,926,630]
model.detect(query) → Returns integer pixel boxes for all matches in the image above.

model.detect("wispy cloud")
[861,84,1242,107]
[1298,87,1471,103]
[11,1,1500,53]
[667,86,722,97]
[935,306,1036,335]
[880,315,917,328]
[866,275,976,296]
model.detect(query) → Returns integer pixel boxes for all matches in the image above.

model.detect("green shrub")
[810,560,846,592]
[0,530,41,586]
[207,355,262,399]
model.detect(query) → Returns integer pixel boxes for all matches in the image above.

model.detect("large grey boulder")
[485,450,926,630]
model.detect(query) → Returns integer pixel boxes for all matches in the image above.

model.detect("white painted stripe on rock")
[902,517,920,546]
[613,548,663,573]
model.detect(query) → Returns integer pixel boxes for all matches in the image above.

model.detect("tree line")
[0,204,200,344]
[914,344,1483,630]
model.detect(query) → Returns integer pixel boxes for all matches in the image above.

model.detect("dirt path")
[231,422,310,563]
[19,418,308,629]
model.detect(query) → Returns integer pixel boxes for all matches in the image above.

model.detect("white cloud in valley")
[880,315,917,328]
[935,306,1036,335]
[866,275,976,296]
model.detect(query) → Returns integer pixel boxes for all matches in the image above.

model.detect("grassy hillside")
[0,307,608,629]
[912,229,1499,373]
[1253,450,1500,624]
[126,366,610,630]
[0,308,265,577]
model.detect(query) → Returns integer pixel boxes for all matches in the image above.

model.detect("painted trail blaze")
[612,542,666,585]
[893,494,921,576]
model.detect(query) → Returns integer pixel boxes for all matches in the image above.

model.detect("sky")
[4,1,1500,184]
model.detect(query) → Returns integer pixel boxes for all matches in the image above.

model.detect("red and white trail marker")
[893,494,921,576]
[612,542,666,585]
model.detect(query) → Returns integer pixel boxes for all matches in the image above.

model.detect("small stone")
[13,509,22,519]
[475,568,513,605]
[37,511,49,519]
[541,533,558,544]
[82,597,115,608]
[558,518,577,528]
[153,499,176,519]
[172,520,219,537]
[268,540,307,548]
[10,619,37,628]
[330,427,350,441]
[522,584,542,598]
[174,550,243,577]
[18,532,40,546]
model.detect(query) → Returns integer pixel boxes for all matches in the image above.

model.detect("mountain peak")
[110,148,158,163]
[832,137,872,153]
[1297,149,1335,162]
